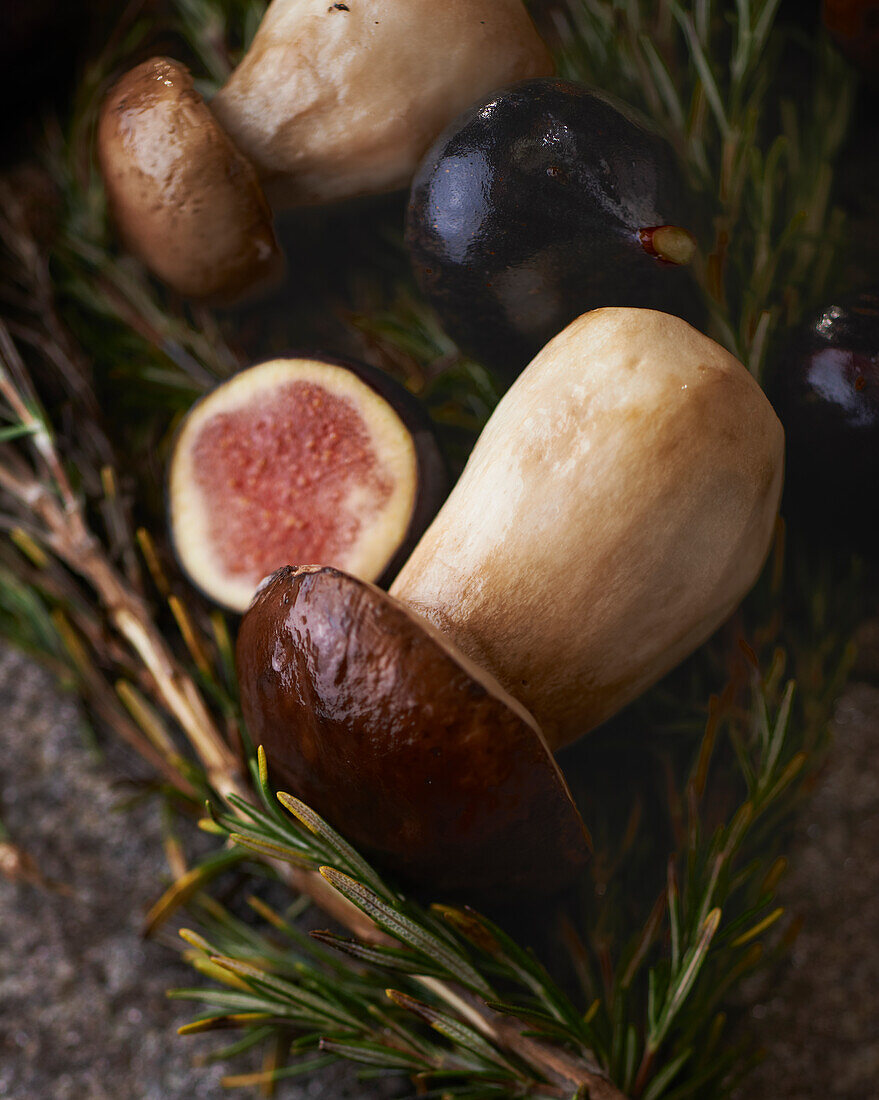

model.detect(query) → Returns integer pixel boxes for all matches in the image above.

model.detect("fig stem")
[640,225,697,266]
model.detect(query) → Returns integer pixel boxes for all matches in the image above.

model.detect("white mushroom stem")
[391,308,785,750]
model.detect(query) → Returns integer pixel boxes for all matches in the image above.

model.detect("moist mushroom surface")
[391,308,785,750]
[98,57,282,301]
[236,566,591,896]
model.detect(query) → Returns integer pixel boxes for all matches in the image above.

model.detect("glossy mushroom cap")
[391,308,785,750]
[98,57,282,301]
[236,566,590,896]
[211,0,553,207]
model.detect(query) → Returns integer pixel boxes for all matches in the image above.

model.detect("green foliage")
[546,0,854,376]
[176,623,852,1098]
[177,754,575,1097]
[0,1,864,1098]
[171,0,267,87]
[0,557,73,683]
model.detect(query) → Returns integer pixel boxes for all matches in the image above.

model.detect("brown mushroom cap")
[98,57,282,301]
[236,566,590,896]
[211,0,554,207]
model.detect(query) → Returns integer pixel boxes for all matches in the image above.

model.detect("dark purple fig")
[236,566,591,897]
[406,78,704,381]
[168,356,446,612]
[766,292,879,545]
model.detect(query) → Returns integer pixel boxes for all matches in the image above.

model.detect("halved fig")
[236,566,590,896]
[168,357,446,613]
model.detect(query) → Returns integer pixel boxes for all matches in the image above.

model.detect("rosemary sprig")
[0,311,238,796]
[180,749,629,1098]
[1,228,620,1091]
[543,0,854,377]
[0,1,863,1098]
[172,610,851,1100]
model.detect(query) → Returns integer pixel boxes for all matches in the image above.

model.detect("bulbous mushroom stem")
[210,0,554,207]
[391,308,785,751]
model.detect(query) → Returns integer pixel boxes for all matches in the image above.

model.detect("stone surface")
[2,639,878,1099]
[0,644,399,1099]
[734,681,879,1100]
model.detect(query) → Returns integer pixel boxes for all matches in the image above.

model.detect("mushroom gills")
[168,356,446,613]
[236,566,591,897]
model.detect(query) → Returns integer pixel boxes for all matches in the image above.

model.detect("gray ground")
[1,640,878,1100]
[0,645,398,1100]
[735,675,879,1099]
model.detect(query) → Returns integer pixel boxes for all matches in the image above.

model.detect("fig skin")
[313,354,448,588]
[236,566,590,897]
[406,79,704,380]
[168,354,447,614]
[211,0,553,208]
[98,58,282,302]
[391,308,785,750]
[765,292,879,546]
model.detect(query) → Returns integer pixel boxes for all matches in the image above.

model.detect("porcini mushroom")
[98,57,282,301]
[236,566,590,895]
[168,355,446,613]
[236,309,783,895]
[390,308,785,750]
[211,0,554,207]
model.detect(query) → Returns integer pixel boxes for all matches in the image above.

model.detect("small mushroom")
[98,57,282,301]
[390,308,785,750]
[167,355,446,613]
[236,566,590,895]
[211,0,554,207]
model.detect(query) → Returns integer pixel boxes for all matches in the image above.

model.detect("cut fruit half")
[168,357,445,612]
[236,566,591,897]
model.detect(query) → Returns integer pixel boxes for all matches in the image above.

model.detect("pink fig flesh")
[168,357,445,612]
